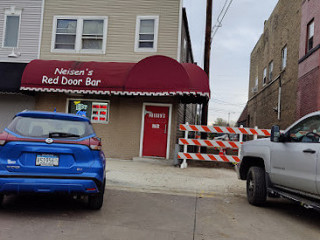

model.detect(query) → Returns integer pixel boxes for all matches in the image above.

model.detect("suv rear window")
[7,116,95,139]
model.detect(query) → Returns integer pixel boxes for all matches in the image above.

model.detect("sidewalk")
[105,158,245,197]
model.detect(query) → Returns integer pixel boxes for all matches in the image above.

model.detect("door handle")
[164,124,167,134]
[303,149,316,154]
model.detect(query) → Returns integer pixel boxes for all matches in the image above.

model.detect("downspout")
[278,78,282,121]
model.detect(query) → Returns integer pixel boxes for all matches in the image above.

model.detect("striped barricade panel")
[178,152,240,163]
[179,138,242,149]
[179,124,271,137]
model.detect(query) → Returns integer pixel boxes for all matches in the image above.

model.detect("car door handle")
[303,149,316,154]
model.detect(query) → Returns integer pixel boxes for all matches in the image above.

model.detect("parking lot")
[0,159,319,240]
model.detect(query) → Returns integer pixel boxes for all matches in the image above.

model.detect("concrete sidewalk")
[105,158,245,197]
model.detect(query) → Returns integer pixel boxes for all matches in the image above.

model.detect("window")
[269,61,273,82]
[288,115,320,143]
[67,99,110,124]
[135,16,159,52]
[281,46,287,70]
[263,67,267,85]
[52,16,108,54]
[3,8,22,48]
[307,20,314,52]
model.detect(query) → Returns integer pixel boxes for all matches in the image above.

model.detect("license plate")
[36,154,59,167]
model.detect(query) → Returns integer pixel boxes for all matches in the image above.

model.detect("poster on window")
[68,100,109,123]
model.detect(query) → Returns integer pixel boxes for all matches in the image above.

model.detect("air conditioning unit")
[251,86,258,93]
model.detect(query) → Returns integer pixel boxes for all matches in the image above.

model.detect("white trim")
[66,98,110,124]
[2,7,22,49]
[134,15,159,53]
[177,0,183,61]
[51,16,108,54]
[37,0,45,59]
[139,103,172,159]
[20,87,210,97]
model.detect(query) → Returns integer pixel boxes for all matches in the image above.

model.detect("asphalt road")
[0,160,319,240]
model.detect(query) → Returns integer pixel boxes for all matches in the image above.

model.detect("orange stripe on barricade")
[217,141,226,148]
[227,127,236,133]
[239,128,248,134]
[204,140,214,147]
[196,153,205,160]
[262,129,270,136]
[180,124,186,131]
[214,127,223,133]
[190,125,198,131]
[221,155,229,162]
[185,153,192,159]
[232,156,241,163]
[202,126,211,132]
[180,139,189,145]
[193,140,201,146]
[229,142,239,149]
[208,154,217,161]
[250,129,258,135]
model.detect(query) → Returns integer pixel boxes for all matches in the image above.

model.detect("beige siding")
[0,0,42,63]
[40,0,181,62]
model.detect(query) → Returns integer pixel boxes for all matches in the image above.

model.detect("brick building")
[297,0,320,118]
[240,0,302,129]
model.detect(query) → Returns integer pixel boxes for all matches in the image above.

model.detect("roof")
[20,55,210,97]
[16,111,90,122]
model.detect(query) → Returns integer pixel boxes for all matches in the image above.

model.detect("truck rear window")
[7,116,95,139]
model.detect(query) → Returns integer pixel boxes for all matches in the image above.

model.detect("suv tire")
[246,167,267,206]
[88,180,105,210]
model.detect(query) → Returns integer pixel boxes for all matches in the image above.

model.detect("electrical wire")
[211,0,234,41]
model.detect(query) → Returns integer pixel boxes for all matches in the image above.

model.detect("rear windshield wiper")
[49,132,80,138]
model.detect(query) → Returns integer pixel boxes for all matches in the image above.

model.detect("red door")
[142,105,169,158]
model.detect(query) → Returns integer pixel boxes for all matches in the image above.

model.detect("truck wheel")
[246,167,267,206]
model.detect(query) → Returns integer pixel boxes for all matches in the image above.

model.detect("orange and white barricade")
[178,123,271,169]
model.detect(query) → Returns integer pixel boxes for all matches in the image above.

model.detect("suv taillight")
[0,132,8,146]
[89,137,102,150]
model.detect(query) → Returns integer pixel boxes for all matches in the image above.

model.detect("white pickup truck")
[236,111,320,211]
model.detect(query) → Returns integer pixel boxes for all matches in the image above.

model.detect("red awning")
[21,55,210,97]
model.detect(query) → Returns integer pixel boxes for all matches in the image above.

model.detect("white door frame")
[139,102,172,159]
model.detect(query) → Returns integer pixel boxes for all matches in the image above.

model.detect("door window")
[288,115,320,142]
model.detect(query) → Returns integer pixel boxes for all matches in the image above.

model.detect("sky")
[183,0,279,125]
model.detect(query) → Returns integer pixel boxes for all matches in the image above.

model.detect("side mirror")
[271,125,280,142]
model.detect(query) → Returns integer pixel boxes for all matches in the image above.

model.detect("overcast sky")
[183,0,279,125]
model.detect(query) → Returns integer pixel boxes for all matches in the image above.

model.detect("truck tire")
[246,167,267,206]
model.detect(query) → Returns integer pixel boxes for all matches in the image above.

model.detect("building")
[297,0,320,118]
[0,0,44,130]
[241,0,302,129]
[14,0,210,160]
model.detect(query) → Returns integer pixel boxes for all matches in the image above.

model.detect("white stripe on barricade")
[179,138,242,149]
[178,152,240,163]
[179,124,271,137]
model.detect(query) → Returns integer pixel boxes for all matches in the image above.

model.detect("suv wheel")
[88,180,105,210]
[246,167,267,206]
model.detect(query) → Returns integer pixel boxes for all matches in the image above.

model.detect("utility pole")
[201,0,212,151]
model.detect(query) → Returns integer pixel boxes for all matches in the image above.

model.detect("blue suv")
[0,111,106,210]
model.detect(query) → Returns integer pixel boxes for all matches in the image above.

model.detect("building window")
[263,67,267,85]
[269,61,273,82]
[252,76,258,93]
[3,8,22,48]
[135,16,159,52]
[281,46,287,70]
[67,99,109,124]
[307,20,314,52]
[52,16,108,54]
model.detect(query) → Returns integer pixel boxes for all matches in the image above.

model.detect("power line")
[211,0,234,41]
